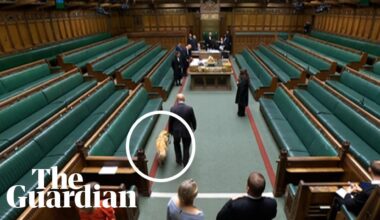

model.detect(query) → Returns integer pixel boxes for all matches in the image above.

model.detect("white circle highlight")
[125,110,196,183]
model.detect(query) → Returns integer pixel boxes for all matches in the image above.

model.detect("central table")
[188,58,232,90]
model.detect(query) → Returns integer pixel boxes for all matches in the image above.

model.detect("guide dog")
[156,130,170,165]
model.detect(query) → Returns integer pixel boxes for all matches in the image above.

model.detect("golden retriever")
[156,130,169,165]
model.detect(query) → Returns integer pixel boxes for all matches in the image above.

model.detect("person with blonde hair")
[167,179,204,220]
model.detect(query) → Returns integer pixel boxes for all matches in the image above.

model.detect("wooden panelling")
[120,9,190,33]
[232,9,311,33]
[314,8,380,42]
[0,10,109,55]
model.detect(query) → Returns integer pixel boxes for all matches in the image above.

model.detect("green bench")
[311,31,380,62]
[0,33,111,71]
[234,32,289,40]
[291,34,365,69]
[0,61,64,102]
[0,72,96,152]
[117,45,167,89]
[58,36,129,70]
[294,80,380,167]
[88,41,148,79]
[0,80,128,219]
[326,71,380,118]
[144,50,175,101]
[270,40,334,79]
[259,87,337,157]
[88,87,162,157]
[360,61,380,80]
[235,49,277,100]
[253,45,303,88]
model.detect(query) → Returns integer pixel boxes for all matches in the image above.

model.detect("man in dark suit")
[168,94,197,166]
[223,30,232,52]
[180,44,192,77]
[217,172,277,220]
[205,32,215,50]
[329,160,380,219]
[171,51,182,86]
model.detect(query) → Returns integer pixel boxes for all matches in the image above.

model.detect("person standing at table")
[180,44,192,77]
[235,69,250,117]
[172,51,183,86]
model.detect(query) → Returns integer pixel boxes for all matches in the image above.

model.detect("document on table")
[98,166,118,175]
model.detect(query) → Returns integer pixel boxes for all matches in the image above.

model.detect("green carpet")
[138,73,286,219]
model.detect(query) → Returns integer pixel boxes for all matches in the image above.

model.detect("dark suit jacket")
[168,103,196,138]
[235,77,249,106]
[343,183,377,215]
[171,56,182,79]
[180,48,191,69]
[217,196,277,220]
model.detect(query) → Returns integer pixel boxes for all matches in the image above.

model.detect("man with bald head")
[217,172,277,220]
[168,93,197,166]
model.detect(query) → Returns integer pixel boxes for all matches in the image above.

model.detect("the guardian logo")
[6,167,137,208]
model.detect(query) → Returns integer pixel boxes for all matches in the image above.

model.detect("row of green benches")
[0,79,129,219]
[116,45,168,89]
[0,60,64,103]
[360,61,380,79]
[260,85,338,157]
[270,39,336,80]
[143,49,175,101]
[57,35,129,71]
[326,70,380,119]
[294,79,379,168]
[290,34,367,70]
[0,70,96,154]
[87,40,150,80]
[88,85,163,157]
[253,44,306,88]
[310,31,380,62]
[0,33,111,71]
[234,49,277,100]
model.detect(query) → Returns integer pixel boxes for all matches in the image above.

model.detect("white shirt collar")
[246,195,262,200]
[371,180,380,185]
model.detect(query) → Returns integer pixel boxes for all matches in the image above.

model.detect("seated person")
[167,179,204,220]
[216,172,277,220]
[77,182,116,220]
[329,160,380,219]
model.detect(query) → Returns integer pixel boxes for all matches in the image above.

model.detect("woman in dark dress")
[172,51,183,86]
[235,69,250,117]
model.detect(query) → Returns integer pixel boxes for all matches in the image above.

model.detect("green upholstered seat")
[0,33,111,71]
[121,46,167,84]
[326,72,380,118]
[89,88,162,157]
[151,50,175,92]
[0,73,96,152]
[0,81,127,219]
[0,63,65,102]
[91,41,148,76]
[62,36,129,69]
[291,34,361,68]
[311,31,380,61]
[254,45,301,83]
[271,40,331,76]
[235,49,274,93]
[294,81,380,167]
[259,87,337,157]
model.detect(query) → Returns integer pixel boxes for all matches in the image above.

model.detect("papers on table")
[98,166,118,175]
[336,188,348,198]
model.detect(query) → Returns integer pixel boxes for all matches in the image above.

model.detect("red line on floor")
[148,76,188,186]
[230,60,276,187]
